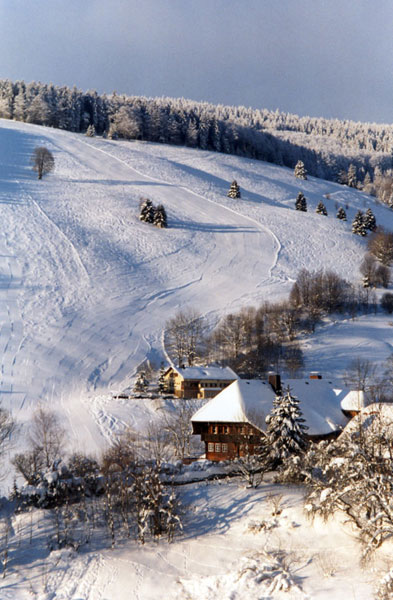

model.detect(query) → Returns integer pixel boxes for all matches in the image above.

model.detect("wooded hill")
[0,78,393,187]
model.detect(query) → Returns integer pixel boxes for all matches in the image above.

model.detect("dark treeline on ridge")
[1,78,393,188]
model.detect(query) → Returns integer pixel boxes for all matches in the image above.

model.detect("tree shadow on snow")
[170,218,259,233]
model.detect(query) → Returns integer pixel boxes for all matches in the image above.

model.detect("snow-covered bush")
[376,566,393,599]
[303,420,393,557]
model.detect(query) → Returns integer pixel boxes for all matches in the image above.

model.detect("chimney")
[268,372,281,394]
[309,372,322,380]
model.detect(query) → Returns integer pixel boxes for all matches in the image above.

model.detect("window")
[208,443,214,453]
[215,443,221,452]
[222,443,228,453]
[212,425,218,434]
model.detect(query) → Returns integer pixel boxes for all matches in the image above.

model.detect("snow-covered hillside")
[1,118,393,457]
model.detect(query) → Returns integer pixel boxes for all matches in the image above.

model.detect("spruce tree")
[316,201,327,215]
[363,208,376,232]
[336,207,347,221]
[158,364,166,394]
[153,204,168,228]
[347,164,357,188]
[352,210,367,236]
[133,371,149,394]
[295,192,307,212]
[265,387,308,467]
[227,180,241,199]
[85,124,96,137]
[139,198,155,223]
[294,160,307,180]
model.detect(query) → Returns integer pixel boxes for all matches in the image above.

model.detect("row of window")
[208,443,229,453]
[200,382,227,388]
[209,425,249,435]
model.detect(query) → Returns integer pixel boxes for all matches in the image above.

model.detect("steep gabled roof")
[192,378,354,436]
[167,365,239,381]
[191,380,270,430]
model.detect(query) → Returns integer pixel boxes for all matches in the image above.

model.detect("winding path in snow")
[0,120,281,452]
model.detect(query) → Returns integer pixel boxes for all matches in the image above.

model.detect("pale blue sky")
[1,0,392,123]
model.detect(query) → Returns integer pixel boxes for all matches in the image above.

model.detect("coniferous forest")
[2,78,393,200]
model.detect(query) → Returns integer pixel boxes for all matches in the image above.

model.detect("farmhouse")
[191,374,364,461]
[163,365,238,399]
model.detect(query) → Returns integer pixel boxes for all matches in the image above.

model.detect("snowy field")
[1,119,393,456]
[1,475,389,600]
[1,119,393,598]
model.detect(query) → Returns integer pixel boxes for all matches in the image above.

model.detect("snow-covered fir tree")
[265,387,308,467]
[316,201,327,215]
[294,160,307,180]
[139,198,155,223]
[347,163,357,188]
[153,204,167,228]
[227,180,241,199]
[133,371,149,394]
[158,364,166,394]
[363,207,376,231]
[85,124,96,137]
[295,192,307,212]
[352,210,367,236]
[336,207,347,221]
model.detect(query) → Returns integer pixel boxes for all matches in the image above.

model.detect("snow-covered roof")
[340,389,368,412]
[192,378,353,436]
[170,366,238,381]
[340,402,393,438]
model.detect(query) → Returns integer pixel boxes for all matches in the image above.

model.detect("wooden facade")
[192,421,264,461]
[163,367,237,399]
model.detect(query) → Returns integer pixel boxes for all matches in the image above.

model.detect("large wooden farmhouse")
[163,365,238,399]
[191,373,366,461]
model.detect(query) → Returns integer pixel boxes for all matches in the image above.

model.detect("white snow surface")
[1,119,393,599]
[1,118,393,459]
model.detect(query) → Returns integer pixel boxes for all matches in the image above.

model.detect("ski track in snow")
[1,119,393,459]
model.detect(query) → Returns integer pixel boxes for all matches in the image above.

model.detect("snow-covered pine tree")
[139,198,155,223]
[363,207,376,232]
[294,160,307,180]
[158,364,166,394]
[227,180,241,199]
[352,210,367,236]
[316,201,327,215]
[153,204,167,228]
[265,387,308,467]
[133,371,149,394]
[347,163,357,188]
[85,124,96,137]
[295,192,307,212]
[336,207,347,221]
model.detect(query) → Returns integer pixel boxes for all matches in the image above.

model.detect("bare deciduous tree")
[31,146,55,180]
[367,228,393,266]
[29,407,65,469]
[165,308,205,367]
[159,400,200,460]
